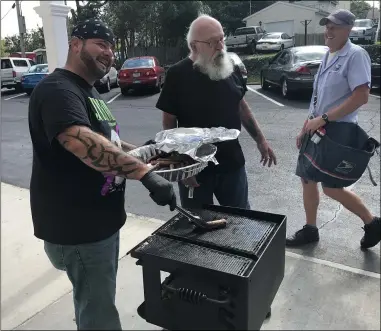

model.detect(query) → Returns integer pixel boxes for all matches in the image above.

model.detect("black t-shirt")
[156,57,247,173]
[28,68,126,245]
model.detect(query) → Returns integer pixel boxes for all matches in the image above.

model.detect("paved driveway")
[1,84,380,274]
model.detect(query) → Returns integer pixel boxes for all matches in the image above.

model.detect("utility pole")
[301,20,312,46]
[15,0,26,57]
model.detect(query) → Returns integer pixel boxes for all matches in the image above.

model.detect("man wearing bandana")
[28,19,176,329]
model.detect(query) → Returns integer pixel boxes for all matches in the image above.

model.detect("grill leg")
[266,307,271,319]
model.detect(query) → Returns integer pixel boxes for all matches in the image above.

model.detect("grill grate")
[135,235,253,276]
[158,209,277,257]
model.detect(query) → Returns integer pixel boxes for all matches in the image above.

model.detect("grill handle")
[162,283,230,306]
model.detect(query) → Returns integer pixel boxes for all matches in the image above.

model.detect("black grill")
[135,235,253,276]
[129,204,287,330]
[158,209,277,257]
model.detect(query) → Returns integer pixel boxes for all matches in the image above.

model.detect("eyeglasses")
[194,38,224,48]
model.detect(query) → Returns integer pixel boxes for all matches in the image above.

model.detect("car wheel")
[154,78,162,93]
[121,87,129,96]
[104,78,111,93]
[261,73,269,90]
[280,44,284,51]
[250,42,256,55]
[281,78,290,99]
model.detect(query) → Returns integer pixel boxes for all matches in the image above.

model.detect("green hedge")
[243,44,381,84]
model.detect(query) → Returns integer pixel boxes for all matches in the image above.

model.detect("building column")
[34,1,71,73]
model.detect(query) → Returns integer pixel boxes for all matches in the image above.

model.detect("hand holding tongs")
[174,204,227,230]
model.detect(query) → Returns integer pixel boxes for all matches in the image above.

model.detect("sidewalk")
[1,183,380,330]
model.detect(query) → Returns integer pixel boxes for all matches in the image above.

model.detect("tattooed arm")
[120,140,137,152]
[239,98,266,143]
[57,125,150,180]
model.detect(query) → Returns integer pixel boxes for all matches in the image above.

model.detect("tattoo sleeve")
[57,125,149,180]
[121,140,137,153]
[239,99,265,143]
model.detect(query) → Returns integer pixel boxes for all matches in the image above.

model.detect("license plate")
[133,73,140,77]
[133,80,141,84]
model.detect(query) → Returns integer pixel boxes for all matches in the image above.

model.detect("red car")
[118,56,165,95]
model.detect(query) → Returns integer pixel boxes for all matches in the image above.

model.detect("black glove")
[143,139,156,146]
[140,171,176,211]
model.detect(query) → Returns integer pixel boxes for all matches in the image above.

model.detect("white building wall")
[245,2,322,34]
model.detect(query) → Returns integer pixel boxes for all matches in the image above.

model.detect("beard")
[80,47,111,80]
[193,49,234,81]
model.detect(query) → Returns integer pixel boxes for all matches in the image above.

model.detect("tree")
[3,27,45,54]
[70,0,108,24]
[1,39,9,57]
[350,0,371,19]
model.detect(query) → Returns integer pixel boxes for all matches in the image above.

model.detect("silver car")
[256,32,294,52]
[1,57,36,91]
[94,66,119,93]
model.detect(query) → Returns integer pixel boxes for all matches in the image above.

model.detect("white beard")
[193,51,234,81]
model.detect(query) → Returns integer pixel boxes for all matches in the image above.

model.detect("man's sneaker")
[360,217,381,249]
[286,225,319,247]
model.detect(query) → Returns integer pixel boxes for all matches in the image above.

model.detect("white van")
[1,57,36,91]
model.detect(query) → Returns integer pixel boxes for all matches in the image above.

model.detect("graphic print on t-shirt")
[88,97,125,196]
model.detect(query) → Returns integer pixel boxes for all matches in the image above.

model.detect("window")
[122,58,154,68]
[282,33,291,39]
[29,60,36,66]
[235,27,256,36]
[12,59,28,67]
[1,59,12,69]
[278,51,291,65]
[28,65,49,73]
[293,48,328,62]
[263,33,281,39]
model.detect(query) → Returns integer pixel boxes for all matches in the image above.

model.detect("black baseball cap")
[71,19,115,47]
[319,9,356,27]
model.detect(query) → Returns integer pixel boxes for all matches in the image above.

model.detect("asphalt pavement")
[1,84,380,330]
[1,84,380,274]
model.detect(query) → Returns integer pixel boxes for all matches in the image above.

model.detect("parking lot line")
[370,93,380,99]
[107,92,121,104]
[286,251,380,279]
[247,86,284,107]
[4,93,26,101]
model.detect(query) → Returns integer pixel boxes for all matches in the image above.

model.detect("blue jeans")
[44,231,121,330]
[179,166,251,209]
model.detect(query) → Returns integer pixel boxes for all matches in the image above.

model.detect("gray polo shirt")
[309,39,371,123]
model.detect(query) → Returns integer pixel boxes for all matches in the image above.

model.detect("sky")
[1,0,380,39]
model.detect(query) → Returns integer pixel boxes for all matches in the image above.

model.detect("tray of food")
[128,144,216,182]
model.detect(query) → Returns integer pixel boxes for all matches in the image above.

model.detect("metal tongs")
[174,205,227,230]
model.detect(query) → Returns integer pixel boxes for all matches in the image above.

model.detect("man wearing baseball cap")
[288,9,380,248]
[28,19,176,329]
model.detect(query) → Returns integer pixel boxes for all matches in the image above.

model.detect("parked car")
[260,45,328,98]
[21,64,49,95]
[256,32,295,52]
[94,66,118,93]
[371,61,380,90]
[1,57,36,91]
[225,26,265,54]
[228,52,247,84]
[118,56,165,95]
[349,19,378,44]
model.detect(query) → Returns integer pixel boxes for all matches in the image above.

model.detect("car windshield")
[353,20,372,28]
[234,28,255,36]
[263,33,281,39]
[123,58,154,68]
[293,49,327,62]
[28,65,48,73]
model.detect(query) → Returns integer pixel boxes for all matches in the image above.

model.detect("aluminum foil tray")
[128,144,210,182]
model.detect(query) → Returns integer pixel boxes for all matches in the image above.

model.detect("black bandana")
[71,19,115,47]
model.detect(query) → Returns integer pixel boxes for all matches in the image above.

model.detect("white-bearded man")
[156,14,277,210]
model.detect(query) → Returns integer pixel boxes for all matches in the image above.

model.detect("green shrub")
[242,53,277,83]
[360,44,380,63]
